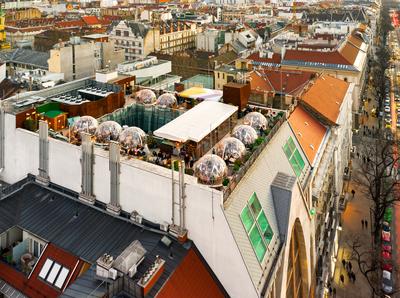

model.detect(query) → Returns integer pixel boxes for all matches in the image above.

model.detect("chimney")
[36,120,50,186]
[135,256,166,298]
[79,133,96,204]
[106,141,121,215]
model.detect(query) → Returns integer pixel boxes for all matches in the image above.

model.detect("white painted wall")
[0,63,6,83]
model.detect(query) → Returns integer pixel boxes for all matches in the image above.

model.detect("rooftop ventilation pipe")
[107,141,121,215]
[79,133,95,204]
[36,120,50,186]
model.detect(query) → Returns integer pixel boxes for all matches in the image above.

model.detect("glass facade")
[240,193,274,262]
[283,137,305,177]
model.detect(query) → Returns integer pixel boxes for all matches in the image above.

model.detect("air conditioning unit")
[128,264,137,278]
[160,221,169,232]
[109,268,117,280]
[130,210,143,224]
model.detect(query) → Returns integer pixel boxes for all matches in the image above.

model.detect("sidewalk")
[330,161,374,298]
[328,87,379,297]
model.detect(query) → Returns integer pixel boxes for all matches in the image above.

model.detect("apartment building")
[108,20,159,60]
[48,36,124,81]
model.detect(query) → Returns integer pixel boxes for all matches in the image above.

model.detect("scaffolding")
[99,104,184,134]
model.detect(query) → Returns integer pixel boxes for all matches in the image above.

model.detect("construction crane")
[0,7,11,50]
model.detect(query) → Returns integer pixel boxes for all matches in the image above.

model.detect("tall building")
[48,35,124,81]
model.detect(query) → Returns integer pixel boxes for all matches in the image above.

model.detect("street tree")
[355,133,399,245]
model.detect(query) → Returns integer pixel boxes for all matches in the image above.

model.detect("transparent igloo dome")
[194,154,227,186]
[136,89,156,105]
[70,116,98,140]
[95,121,122,143]
[119,127,147,150]
[215,137,246,163]
[156,93,177,108]
[243,112,268,131]
[232,125,258,146]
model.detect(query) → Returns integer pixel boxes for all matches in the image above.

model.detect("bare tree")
[356,133,399,246]
[349,237,399,296]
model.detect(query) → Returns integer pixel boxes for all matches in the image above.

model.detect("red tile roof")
[156,248,226,298]
[0,243,84,298]
[248,51,281,64]
[55,20,85,29]
[289,105,327,164]
[283,49,353,65]
[300,75,350,124]
[249,69,315,96]
[82,15,100,26]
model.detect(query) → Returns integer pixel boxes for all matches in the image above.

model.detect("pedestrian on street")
[342,259,346,267]
[352,272,356,283]
[340,274,345,284]
[356,152,360,158]
[348,261,352,271]
[361,219,365,229]
[365,220,368,229]
[351,189,355,198]
[333,288,336,297]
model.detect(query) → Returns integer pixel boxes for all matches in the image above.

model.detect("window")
[283,137,305,177]
[38,258,70,289]
[116,30,121,36]
[32,239,44,258]
[240,193,274,262]
[124,31,129,37]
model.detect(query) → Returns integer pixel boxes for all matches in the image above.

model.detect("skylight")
[38,258,70,290]
[240,193,274,263]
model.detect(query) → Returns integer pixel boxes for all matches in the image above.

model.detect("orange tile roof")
[82,15,100,26]
[284,49,352,65]
[300,75,349,124]
[288,105,327,164]
[338,41,359,64]
[347,33,363,48]
[156,248,226,298]
[249,71,273,93]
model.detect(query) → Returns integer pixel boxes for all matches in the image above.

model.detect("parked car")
[382,230,391,242]
[383,221,391,232]
[382,244,392,252]
[384,208,393,223]
[382,250,392,260]
[383,277,393,294]
[385,106,391,113]
[383,270,392,280]
[382,262,393,272]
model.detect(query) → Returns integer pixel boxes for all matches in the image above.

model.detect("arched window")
[286,224,304,298]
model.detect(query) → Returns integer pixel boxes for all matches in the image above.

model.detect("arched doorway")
[286,219,308,298]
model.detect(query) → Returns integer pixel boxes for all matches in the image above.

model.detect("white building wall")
[0,63,6,83]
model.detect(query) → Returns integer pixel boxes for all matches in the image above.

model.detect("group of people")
[340,259,357,284]
[153,151,171,166]
[127,145,147,157]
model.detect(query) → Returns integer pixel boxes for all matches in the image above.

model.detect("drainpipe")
[0,107,4,174]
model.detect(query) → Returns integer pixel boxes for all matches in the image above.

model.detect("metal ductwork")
[79,133,95,204]
[36,120,50,185]
[0,107,5,173]
[107,141,121,215]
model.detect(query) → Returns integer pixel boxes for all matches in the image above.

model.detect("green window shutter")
[287,137,296,152]
[257,210,269,233]
[283,143,292,158]
[249,193,262,216]
[264,225,274,244]
[293,149,305,171]
[240,206,254,232]
[249,225,266,261]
